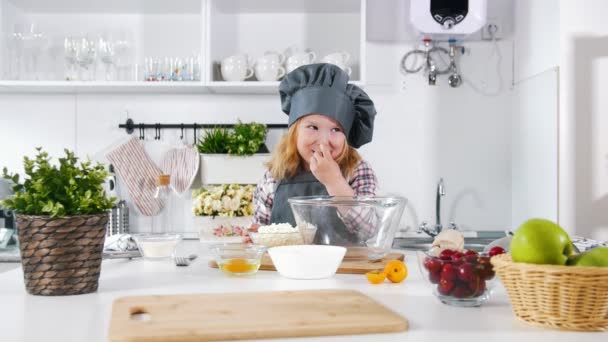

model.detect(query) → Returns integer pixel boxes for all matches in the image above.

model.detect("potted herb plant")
[197,121,270,185]
[1,148,115,296]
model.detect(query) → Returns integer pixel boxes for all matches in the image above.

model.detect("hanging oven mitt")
[160,145,200,195]
[106,137,164,216]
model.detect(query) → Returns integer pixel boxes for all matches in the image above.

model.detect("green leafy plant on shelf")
[197,121,268,156]
[1,148,116,218]
[196,127,231,154]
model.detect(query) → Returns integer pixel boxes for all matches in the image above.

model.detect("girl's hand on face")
[309,144,343,186]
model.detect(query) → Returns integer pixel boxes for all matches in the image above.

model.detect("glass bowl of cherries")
[417,246,506,307]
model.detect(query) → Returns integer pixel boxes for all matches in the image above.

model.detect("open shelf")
[206,80,364,94]
[0,81,207,93]
[0,0,366,93]
[206,0,366,84]
[211,0,361,14]
[4,0,201,14]
[0,79,364,94]
[1,0,204,85]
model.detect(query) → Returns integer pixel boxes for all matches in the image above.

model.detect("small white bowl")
[267,245,346,279]
[132,233,182,260]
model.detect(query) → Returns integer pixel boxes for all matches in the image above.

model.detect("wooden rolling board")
[208,252,405,274]
[108,289,408,342]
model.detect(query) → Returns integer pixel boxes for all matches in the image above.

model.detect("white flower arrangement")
[192,184,255,217]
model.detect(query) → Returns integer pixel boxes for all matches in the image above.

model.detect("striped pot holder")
[106,137,164,216]
[160,145,200,195]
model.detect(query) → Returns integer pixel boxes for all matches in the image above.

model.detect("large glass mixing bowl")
[288,196,407,261]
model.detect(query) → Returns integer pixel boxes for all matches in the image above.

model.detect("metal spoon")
[174,254,198,267]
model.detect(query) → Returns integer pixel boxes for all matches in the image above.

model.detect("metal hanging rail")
[118,118,288,140]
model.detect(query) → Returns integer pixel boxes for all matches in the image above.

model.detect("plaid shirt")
[253,160,379,234]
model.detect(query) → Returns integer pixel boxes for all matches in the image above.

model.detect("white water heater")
[410,0,487,39]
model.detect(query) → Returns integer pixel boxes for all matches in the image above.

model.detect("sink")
[392,231,509,252]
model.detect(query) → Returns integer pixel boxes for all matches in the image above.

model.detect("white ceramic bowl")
[267,245,346,279]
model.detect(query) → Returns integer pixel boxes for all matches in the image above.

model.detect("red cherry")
[464,254,478,263]
[424,257,443,274]
[457,263,475,282]
[429,271,441,284]
[439,249,455,260]
[477,281,487,296]
[489,246,506,257]
[451,252,465,264]
[464,250,478,256]
[469,276,487,297]
[438,278,455,295]
[478,256,491,263]
[441,263,457,281]
[452,283,474,298]
[475,258,495,280]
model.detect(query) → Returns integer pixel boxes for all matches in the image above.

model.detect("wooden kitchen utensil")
[108,289,408,341]
[208,251,405,274]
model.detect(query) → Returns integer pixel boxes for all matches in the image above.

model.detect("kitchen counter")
[0,242,605,342]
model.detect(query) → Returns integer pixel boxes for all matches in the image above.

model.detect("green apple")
[567,247,608,267]
[510,218,574,265]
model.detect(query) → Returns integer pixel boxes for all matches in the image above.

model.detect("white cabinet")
[0,0,366,93]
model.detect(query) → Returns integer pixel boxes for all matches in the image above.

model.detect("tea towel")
[106,137,164,216]
[160,145,200,195]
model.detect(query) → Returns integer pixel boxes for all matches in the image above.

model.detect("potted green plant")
[1,148,115,296]
[197,121,270,185]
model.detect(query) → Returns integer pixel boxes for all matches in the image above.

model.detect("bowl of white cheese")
[249,222,316,247]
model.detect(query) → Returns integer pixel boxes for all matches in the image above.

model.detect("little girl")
[253,63,378,244]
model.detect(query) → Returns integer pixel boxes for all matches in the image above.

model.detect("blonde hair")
[267,120,362,181]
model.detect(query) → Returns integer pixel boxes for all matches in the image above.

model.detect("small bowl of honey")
[209,243,267,276]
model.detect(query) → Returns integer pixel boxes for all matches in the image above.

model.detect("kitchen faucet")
[418,178,458,237]
[427,56,437,85]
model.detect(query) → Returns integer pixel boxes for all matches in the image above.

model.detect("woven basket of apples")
[491,218,608,332]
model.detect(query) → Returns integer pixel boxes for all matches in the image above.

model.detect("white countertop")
[0,242,605,342]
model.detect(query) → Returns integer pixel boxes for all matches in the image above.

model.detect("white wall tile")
[511,68,558,228]
[0,94,75,174]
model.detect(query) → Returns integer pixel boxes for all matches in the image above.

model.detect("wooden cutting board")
[208,251,405,274]
[108,289,408,342]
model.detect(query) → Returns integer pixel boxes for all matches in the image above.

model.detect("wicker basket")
[16,213,108,296]
[491,253,608,331]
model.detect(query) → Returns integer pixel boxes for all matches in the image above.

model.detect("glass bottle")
[152,174,175,234]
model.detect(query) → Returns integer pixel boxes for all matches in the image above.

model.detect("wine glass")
[75,37,96,81]
[22,23,46,80]
[113,33,131,81]
[7,25,24,80]
[98,37,115,81]
[64,37,78,80]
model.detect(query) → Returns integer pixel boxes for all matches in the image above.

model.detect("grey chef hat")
[278,63,377,148]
